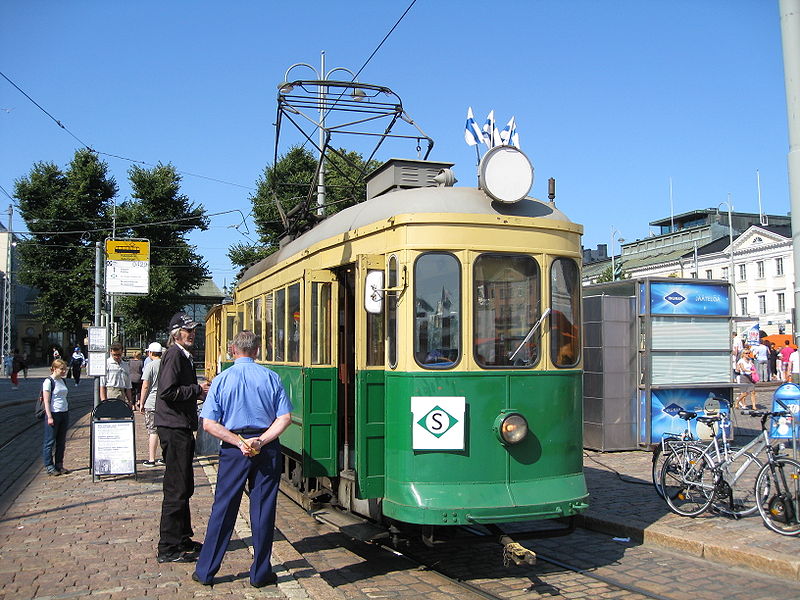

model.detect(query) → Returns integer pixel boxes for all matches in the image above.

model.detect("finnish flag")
[482,110,501,148]
[500,116,520,148]
[464,107,483,146]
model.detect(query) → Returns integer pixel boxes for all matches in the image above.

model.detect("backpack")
[34,377,56,420]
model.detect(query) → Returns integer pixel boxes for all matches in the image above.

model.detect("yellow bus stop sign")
[106,239,150,261]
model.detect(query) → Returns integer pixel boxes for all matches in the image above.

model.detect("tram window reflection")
[474,254,540,368]
[275,288,286,362]
[311,282,331,365]
[264,292,273,361]
[288,283,300,362]
[414,253,461,368]
[550,258,580,367]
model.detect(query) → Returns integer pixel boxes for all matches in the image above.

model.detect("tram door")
[336,265,356,472]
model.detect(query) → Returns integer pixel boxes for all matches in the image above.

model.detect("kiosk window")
[550,258,581,367]
[388,255,398,368]
[474,254,540,368]
[414,253,460,368]
[311,282,331,365]
[288,283,301,363]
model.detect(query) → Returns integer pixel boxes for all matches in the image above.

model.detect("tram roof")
[240,185,578,283]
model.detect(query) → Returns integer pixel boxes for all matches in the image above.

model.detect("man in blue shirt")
[192,330,292,588]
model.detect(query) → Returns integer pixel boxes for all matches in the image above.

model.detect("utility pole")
[1,206,12,374]
[780,0,800,341]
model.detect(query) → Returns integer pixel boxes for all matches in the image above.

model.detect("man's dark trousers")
[157,427,195,555]
[194,440,281,585]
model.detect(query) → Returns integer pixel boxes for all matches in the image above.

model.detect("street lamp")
[717,199,736,303]
[279,51,359,217]
[610,226,624,280]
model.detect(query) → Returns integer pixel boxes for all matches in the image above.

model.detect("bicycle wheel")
[652,437,680,499]
[660,446,715,517]
[755,457,800,536]
[712,451,762,518]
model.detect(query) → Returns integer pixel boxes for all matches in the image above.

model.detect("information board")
[88,351,107,377]
[92,420,136,475]
[105,238,150,295]
[87,326,108,352]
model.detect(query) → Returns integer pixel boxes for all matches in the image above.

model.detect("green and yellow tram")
[205,149,588,533]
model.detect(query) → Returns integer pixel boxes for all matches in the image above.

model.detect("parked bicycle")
[752,401,800,536]
[658,408,766,518]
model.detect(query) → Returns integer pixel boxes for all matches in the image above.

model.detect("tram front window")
[414,253,461,368]
[474,254,540,368]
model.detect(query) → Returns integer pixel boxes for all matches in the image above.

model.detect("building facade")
[583,209,794,336]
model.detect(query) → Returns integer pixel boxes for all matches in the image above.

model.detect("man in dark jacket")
[155,311,210,563]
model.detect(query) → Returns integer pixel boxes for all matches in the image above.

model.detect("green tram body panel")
[380,370,587,525]
[229,362,588,526]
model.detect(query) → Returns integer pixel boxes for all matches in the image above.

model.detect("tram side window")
[311,282,331,365]
[288,283,300,362]
[387,255,398,368]
[245,299,254,331]
[264,293,274,361]
[254,296,263,352]
[414,253,460,368]
[550,258,581,367]
[474,254,540,368]
[225,314,235,358]
[275,288,286,362]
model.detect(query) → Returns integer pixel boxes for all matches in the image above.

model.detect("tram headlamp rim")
[493,411,529,445]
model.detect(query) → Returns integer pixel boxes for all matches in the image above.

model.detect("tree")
[15,149,117,337]
[228,146,379,271]
[595,264,630,283]
[114,163,209,339]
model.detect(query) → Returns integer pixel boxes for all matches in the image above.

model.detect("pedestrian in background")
[192,330,292,587]
[69,346,85,386]
[129,351,144,406]
[790,347,800,384]
[754,342,769,384]
[155,312,210,563]
[139,342,164,467]
[10,349,23,390]
[779,340,794,382]
[99,343,132,406]
[42,359,70,476]
[767,342,778,382]
[736,350,758,410]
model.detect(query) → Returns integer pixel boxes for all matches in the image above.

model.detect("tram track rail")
[287,492,678,600]
[393,525,676,600]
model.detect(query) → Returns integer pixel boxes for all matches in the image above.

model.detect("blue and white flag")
[499,116,520,148]
[464,107,483,146]
[482,110,500,148]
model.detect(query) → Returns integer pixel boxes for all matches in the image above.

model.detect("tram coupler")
[500,537,537,566]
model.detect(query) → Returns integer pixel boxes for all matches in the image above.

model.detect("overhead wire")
[0,70,255,191]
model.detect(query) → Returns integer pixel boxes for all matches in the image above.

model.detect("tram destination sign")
[105,238,150,295]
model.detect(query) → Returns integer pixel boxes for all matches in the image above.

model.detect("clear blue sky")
[1,1,790,288]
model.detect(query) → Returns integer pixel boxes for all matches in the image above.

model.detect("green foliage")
[14,149,117,334]
[229,146,379,271]
[595,264,630,283]
[114,163,209,338]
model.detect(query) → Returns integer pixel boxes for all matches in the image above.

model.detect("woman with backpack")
[42,359,70,476]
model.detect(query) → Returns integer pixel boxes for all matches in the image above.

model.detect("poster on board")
[92,421,135,475]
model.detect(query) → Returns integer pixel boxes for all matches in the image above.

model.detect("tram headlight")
[493,411,528,445]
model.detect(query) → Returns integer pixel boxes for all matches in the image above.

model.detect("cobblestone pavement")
[579,383,800,582]
[1,372,799,600]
